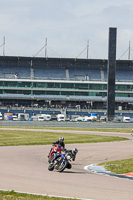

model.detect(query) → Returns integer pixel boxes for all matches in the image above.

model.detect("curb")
[84,164,133,180]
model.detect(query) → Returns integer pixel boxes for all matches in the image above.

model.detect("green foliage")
[0,190,75,200]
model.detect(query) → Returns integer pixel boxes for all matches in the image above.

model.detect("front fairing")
[61,152,72,162]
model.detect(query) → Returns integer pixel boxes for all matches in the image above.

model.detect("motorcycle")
[48,144,62,163]
[48,148,78,172]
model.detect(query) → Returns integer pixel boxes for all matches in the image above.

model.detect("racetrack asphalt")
[0,128,133,200]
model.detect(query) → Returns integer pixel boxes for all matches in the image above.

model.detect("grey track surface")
[0,127,133,200]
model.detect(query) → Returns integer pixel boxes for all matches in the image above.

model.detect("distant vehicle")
[57,114,65,122]
[16,113,28,121]
[83,114,98,122]
[37,114,51,121]
[51,115,57,121]
[75,116,84,122]
[122,116,131,123]
[0,112,3,120]
[31,116,38,121]
[83,116,92,122]
[19,114,26,121]
[38,116,45,121]
[12,115,18,121]
[65,117,70,121]
[70,118,77,122]
[4,113,13,120]
[43,114,51,121]
[114,116,122,122]
[100,116,107,121]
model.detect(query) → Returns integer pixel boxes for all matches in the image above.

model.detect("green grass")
[0,129,129,146]
[0,190,77,200]
[98,158,133,174]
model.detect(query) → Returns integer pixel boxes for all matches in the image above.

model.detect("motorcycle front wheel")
[48,163,54,171]
[57,162,67,172]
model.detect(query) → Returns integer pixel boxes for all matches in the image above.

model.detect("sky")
[0,0,133,59]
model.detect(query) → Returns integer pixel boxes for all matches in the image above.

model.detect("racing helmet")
[59,137,64,142]
[72,148,78,155]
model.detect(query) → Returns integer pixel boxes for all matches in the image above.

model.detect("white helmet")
[72,148,78,155]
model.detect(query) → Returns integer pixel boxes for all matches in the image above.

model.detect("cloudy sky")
[0,0,133,59]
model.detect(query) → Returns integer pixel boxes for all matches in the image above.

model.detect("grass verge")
[98,158,133,174]
[0,190,77,200]
[0,130,129,146]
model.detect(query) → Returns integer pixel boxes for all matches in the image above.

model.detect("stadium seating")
[69,68,101,80]
[0,64,133,82]
[116,69,133,81]
[33,67,66,79]
[0,66,31,78]
[104,69,133,81]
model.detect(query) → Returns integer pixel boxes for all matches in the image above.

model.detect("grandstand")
[0,55,133,110]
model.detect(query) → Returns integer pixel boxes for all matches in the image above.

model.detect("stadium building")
[0,55,133,110]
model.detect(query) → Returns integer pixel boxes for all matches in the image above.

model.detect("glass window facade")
[115,84,132,91]
[4,90,31,95]
[0,80,133,99]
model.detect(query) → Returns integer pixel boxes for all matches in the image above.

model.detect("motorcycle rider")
[72,148,78,161]
[52,137,65,151]
[48,137,65,159]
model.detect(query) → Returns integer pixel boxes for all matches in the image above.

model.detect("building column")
[107,27,117,121]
